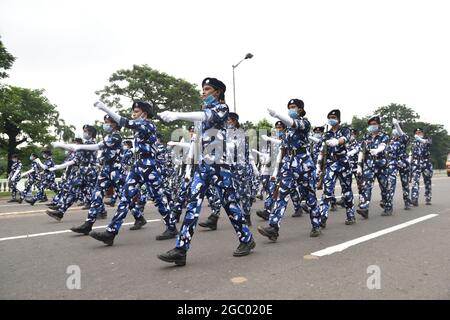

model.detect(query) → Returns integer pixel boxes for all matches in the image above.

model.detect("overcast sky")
[1,0,449,134]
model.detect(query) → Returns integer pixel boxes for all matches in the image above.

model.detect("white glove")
[326,138,339,147]
[267,108,294,127]
[347,149,358,157]
[52,141,67,149]
[167,141,177,146]
[267,108,277,118]
[261,135,282,145]
[415,135,427,143]
[308,135,320,144]
[159,111,179,122]
[357,166,363,176]
[271,167,279,180]
[392,118,399,125]
[316,164,322,176]
[369,149,379,156]
[94,101,107,111]
[184,165,192,182]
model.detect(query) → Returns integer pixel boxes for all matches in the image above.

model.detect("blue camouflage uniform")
[106,117,176,234]
[34,157,58,201]
[175,101,252,251]
[358,132,391,211]
[86,132,125,222]
[386,133,411,207]
[20,161,40,200]
[410,137,433,203]
[8,160,22,200]
[79,138,98,206]
[318,126,355,223]
[269,118,321,231]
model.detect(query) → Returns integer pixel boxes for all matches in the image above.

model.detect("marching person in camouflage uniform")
[410,127,433,206]
[356,115,391,218]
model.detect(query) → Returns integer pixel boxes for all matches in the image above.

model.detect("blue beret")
[287,99,304,109]
[228,112,239,121]
[327,109,341,120]
[368,115,381,124]
[202,77,226,92]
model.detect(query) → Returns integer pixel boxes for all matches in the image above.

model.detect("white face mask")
[314,133,322,139]
[83,132,90,140]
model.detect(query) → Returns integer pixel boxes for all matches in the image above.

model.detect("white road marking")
[0,207,80,217]
[0,203,48,208]
[310,214,439,257]
[0,219,161,242]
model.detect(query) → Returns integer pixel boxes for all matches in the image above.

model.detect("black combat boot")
[257,225,279,242]
[130,216,147,230]
[291,208,303,217]
[256,210,270,221]
[157,247,187,266]
[357,208,369,219]
[156,227,178,240]
[198,214,219,230]
[233,237,256,257]
[244,214,252,227]
[46,209,63,221]
[345,217,356,225]
[25,198,37,206]
[89,230,115,246]
[320,217,328,229]
[310,227,322,237]
[71,221,94,235]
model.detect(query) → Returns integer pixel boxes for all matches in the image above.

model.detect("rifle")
[272,148,286,200]
[356,140,367,190]
[316,123,330,190]
[316,141,327,190]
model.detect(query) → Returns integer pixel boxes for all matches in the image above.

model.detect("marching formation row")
[6,77,433,266]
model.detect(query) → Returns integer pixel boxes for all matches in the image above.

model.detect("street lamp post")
[232,53,253,113]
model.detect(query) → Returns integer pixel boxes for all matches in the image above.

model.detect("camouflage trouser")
[176,163,252,251]
[34,173,59,201]
[411,160,433,202]
[269,155,321,230]
[359,160,390,210]
[80,166,97,205]
[107,162,175,234]
[319,160,355,221]
[386,160,411,207]
[8,175,21,200]
[86,165,125,223]
[20,174,39,200]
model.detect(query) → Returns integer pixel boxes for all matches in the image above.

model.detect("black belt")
[327,153,347,161]
[102,159,118,165]
[288,147,308,156]
[365,151,384,160]
[136,152,153,160]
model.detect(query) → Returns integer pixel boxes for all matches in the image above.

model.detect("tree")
[373,103,420,133]
[351,103,450,169]
[0,86,75,174]
[350,116,369,137]
[95,64,203,142]
[410,121,450,169]
[0,36,15,80]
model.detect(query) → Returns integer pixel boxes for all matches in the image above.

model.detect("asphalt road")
[0,176,449,300]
